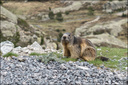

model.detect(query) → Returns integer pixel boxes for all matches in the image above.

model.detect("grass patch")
[3,52,18,57]
[29,52,42,56]
[88,47,127,70]
[33,47,127,70]
[62,57,77,62]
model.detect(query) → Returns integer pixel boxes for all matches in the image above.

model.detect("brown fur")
[61,33,96,61]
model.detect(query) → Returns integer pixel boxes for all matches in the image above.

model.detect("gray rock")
[1,6,17,24]
[0,41,14,55]
[18,57,26,62]
[0,55,127,84]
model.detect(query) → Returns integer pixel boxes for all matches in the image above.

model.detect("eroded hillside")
[1,0,127,48]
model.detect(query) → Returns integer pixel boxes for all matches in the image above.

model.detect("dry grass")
[3,1,63,15]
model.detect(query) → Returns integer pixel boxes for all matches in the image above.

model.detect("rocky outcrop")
[75,16,100,36]
[0,6,42,46]
[0,21,18,37]
[102,1,127,13]
[0,41,14,55]
[12,41,44,56]
[75,17,127,37]
[0,6,17,23]
[52,1,100,14]
[3,41,58,56]
[85,19,127,37]
[84,33,127,48]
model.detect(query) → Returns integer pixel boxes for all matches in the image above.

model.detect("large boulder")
[0,21,18,37]
[84,33,127,48]
[0,6,17,24]
[0,41,14,55]
[0,6,42,47]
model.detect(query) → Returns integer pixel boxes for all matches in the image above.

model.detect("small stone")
[18,57,26,62]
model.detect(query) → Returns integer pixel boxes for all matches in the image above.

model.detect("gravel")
[0,56,127,85]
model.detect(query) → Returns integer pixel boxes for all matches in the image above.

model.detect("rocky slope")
[0,6,43,47]
[1,55,127,85]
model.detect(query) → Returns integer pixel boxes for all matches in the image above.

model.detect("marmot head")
[61,33,74,44]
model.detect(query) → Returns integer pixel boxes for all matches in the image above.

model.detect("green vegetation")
[34,47,127,70]
[55,29,60,32]
[56,12,63,22]
[40,36,44,45]
[87,7,94,16]
[62,29,66,32]
[62,57,77,62]
[0,30,20,47]
[57,32,63,42]
[3,52,18,57]
[29,52,42,56]
[65,11,70,15]
[0,0,2,5]
[36,52,65,64]
[48,7,55,20]
[115,8,126,12]
[109,0,113,1]
[13,32,20,47]
[17,18,30,31]
[122,13,127,17]
[88,47,127,70]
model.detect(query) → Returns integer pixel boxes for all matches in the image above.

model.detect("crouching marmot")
[61,33,109,61]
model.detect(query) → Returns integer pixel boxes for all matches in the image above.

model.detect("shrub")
[29,52,42,56]
[56,12,63,22]
[40,36,44,45]
[49,11,55,20]
[0,0,2,5]
[57,32,63,42]
[48,7,55,20]
[55,29,60,32]
[49,7,51,11]
[109,0,113,1]
[36,52,65,64]
[62,29,66,32]
[122,13,126,17]
[65,11,69,15]
[87,7,94,16]
[3,52,18,57]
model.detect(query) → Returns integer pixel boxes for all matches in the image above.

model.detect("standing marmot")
[61,33,109,61]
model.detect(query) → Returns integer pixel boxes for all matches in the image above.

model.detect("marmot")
[61,33,109,61]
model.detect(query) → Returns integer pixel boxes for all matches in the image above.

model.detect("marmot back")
[61,33,96,61]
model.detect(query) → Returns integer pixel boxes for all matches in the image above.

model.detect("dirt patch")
[3,1,64,15]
